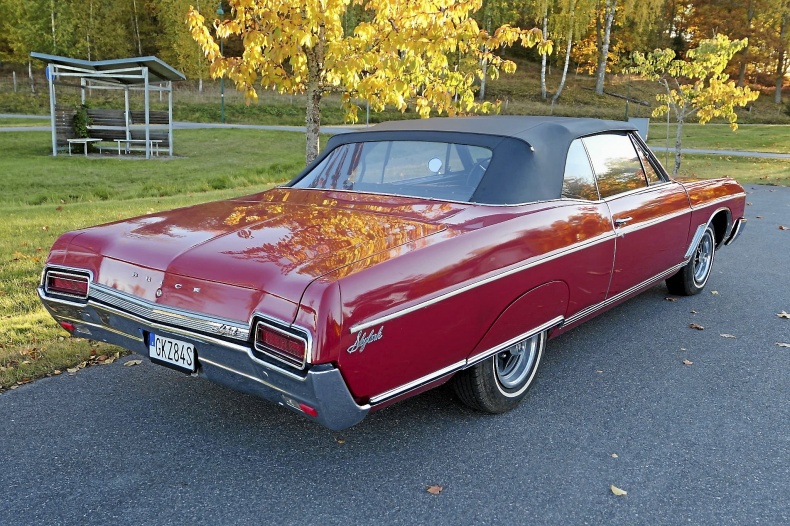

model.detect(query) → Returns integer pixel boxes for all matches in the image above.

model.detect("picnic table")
[67,138,102,157]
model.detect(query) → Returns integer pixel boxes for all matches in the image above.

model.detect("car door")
[582,132,691,299]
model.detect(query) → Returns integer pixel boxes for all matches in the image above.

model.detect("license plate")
[148,333,196,373]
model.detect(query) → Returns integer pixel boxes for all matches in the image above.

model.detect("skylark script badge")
[347,326,384,353]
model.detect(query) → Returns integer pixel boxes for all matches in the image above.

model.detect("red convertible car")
[39,117,745,429]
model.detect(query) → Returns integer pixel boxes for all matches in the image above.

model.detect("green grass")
[648,123,790,154]
[0,129,305,206]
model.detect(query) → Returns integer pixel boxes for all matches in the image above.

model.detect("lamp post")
[217,2,225,124]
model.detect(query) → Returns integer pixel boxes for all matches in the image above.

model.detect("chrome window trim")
[350,231,615,334]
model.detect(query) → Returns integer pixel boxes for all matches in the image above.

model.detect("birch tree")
[187,0,551,164]
[631,35,760,174]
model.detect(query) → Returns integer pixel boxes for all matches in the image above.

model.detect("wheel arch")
[467,280,568,364]
[709,208,732,246]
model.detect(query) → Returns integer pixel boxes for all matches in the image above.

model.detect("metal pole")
[168,81,174,156]
[218,2,225,124]
[47,65,57,156]
[143,67,151,159]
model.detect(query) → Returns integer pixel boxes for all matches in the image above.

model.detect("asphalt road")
[1,186,788,525]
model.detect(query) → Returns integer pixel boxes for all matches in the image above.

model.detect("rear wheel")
[666,225,716,296]
[453,330,546,413]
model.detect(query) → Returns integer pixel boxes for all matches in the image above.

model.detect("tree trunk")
[540,13,548,99]
[595,0,617,96]
[479,50,488,101]
[304,27,326,165]
[673,115,684,175]
[28,60,35,94]
[50,0,57,53]
[776,14,788,105]
[132,0,143,56]
[552,4,576,105]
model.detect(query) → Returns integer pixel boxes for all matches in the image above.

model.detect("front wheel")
[666,225,716,296]
[452,330,546,414]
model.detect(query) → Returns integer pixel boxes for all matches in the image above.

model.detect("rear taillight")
[45,270,90,299]
[254,321,308,369]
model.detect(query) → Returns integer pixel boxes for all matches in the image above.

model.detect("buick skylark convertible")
[39,117,746,430]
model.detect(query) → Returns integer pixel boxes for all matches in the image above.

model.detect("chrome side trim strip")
[615,207,689,236]
[725,217,746,246]
[350,231,615,334]
[89,283,250,342]
[684,224,707,259]
[369,360,466,404]
[563,261,686,326]
[465,316,564,367]
[369,316,565,405]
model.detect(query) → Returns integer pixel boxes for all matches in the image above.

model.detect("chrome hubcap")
[693,232,714,285]
[495,334,540,390]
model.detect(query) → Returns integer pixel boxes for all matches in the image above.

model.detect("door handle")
[614,216,633,227]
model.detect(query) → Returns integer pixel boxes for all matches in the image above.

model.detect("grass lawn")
[0,126,787,390]
[647,123,790,154]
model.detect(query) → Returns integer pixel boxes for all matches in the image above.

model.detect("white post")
[80,77,86,105]
[143,67,150,159]
[12,71,17,92]
[48,65,57,157]
[124,87,131,142]
[167,81,174,156]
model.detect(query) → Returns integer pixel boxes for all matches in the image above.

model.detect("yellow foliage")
[186,0,551,121]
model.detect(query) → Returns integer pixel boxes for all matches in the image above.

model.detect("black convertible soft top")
[296,116,638,205]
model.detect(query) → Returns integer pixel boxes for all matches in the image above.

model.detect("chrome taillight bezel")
[43,268,91,301]
[253,319,310,370]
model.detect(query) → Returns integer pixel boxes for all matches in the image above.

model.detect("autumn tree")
[187,0,551,164]
[631,34,760,175]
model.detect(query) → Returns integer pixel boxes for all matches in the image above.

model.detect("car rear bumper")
[38,287,369,431]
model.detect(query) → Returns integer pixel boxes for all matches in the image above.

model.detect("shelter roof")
[31,52,185,84]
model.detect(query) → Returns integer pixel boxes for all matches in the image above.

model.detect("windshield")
[291,140,494,202]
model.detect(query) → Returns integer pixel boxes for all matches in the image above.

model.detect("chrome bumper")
[38,288,369,430]
[725,217,746,246]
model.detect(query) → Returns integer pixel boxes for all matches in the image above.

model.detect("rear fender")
[468,280,569,361]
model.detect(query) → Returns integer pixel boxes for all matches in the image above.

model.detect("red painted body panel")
[42,174,746,410]
[606,182,691,297]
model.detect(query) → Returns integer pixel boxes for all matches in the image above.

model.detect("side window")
[583,133,648,198]
[562,139,599,200]
[631,137,663,185]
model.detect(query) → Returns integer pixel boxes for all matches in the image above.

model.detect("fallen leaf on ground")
[124,359,143,367]
[755,216,763,219]
[720,334,737,339]
[53,370,62,375]
[683,359,694,365]
[780,225,789,231]
[334,436,346,445]
[611,453,618,458]
[426,485,443,495]
[777,311,790,319]
[66,367,79,374]
[689,323,704,330]
[776,343,790,348]
[595,370,603,374]
[690,310,698,314]
[711,290,719,295]
[610,485,627,496]
[665,297,678,302]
